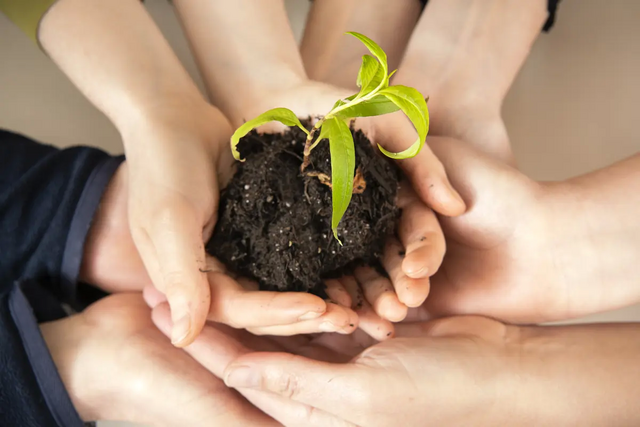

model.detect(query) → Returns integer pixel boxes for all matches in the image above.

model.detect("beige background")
[1,1,639,426]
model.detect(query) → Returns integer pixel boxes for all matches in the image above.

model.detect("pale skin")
[302,0,549,163]
[166,138,640,426]
[301,0,640,323]
[172,0,465,326]
[146,300,640,427]
[82,163,363,337]
[37,0,374,346]
[58,137,640,425]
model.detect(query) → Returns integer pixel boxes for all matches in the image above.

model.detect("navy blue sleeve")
[0,129,124,426]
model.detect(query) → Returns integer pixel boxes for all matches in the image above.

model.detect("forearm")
[395,0,547,110]
[517,322,640,425]
[393,0,547,159]
[38,0,207,149]
[173,0,305,125]
[300,0,421,90]
[544,153,640,316]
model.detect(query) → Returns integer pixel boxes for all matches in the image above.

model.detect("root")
[306,168,367,194]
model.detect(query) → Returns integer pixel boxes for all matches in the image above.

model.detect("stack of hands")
[26,0,640,425]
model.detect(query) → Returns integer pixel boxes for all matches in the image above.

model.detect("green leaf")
[335,95,400,119]
[356,55,386,96]
[230,108,309,160]
[376,85,429,159]
[323,117,356,242]
[346,32,388,76]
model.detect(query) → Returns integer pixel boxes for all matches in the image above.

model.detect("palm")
[417,138,564,323]
[77,294,274,425]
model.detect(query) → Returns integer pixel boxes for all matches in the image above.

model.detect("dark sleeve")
[419,0,562,32]
[0,129,124,426]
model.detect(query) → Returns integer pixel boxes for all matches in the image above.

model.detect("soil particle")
[207,123,400,294]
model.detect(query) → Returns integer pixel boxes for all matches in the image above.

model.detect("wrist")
[541,178,635,318]
[40,316,98,421]
[80,163,151,293]
[514,324,640,425]
[119,99,231,162]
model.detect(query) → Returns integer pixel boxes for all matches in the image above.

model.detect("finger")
[324,279,352,307]
[399,143,466,216]
[340,276,395,341]
[134,205,211,347]
[354,267,407,323]
[153,305,352,426]
[247,302,358,336]
[381,238,430,308]
[223,352,370,424]
[362,113,465,216]
[397,185,446,281]
[143,285,167,308]
[208,272,327,328]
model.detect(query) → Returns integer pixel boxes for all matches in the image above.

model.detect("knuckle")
[273,371,300,399]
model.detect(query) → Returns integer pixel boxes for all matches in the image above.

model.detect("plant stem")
[301,119,324,171]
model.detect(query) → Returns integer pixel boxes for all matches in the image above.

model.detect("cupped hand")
[151,304,520,427]
[79,146,359,339]
[40,293,277,426]
[409,137,570,323]
[241,79,455,327]
[120,101,232,347]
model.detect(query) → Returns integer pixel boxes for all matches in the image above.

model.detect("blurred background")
[1,1,639,425]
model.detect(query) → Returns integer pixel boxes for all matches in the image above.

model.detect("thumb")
[223,352,370,424]
[132,203,210,348]
[361,113,466,216]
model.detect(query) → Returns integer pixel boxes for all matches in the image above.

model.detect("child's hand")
[323,181,445,335]
[143,260,359,337]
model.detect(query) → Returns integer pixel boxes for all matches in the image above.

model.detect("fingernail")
[225,366,260,389]
[319,321,339,332]
[405,265,428,279]
[171,314,191,346]
[298,310,323,321]
[447,182,466,209]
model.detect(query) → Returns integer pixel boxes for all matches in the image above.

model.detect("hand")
[210,316,640,427]
[150,301,376,426]
[40,293,277,425]
[238,79,455,329]
[81,157,360,337]
[415,137,636,323]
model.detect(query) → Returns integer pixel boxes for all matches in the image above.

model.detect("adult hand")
[40,293,277,426]
[150,301,374,427]
[415,138,640,323]
[213,316,640,427]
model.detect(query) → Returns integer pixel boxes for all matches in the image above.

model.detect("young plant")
[230,32,429,242]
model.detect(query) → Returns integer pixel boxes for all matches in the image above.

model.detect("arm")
[301,0,421,90]
[544,153,640,318]
[172,0,307,126]
[417,137,640,323]
[392,0,548,161]
[40,293,278,425]
[216,316,640,426]
[0,129,121,427]
[36,0,234,346]
[301,0,549,163]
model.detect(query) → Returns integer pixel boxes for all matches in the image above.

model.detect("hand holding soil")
[207,34,454,336]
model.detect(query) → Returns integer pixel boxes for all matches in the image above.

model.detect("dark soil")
[206,122,400,295]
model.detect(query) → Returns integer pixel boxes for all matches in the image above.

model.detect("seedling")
[230,32,429,242]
